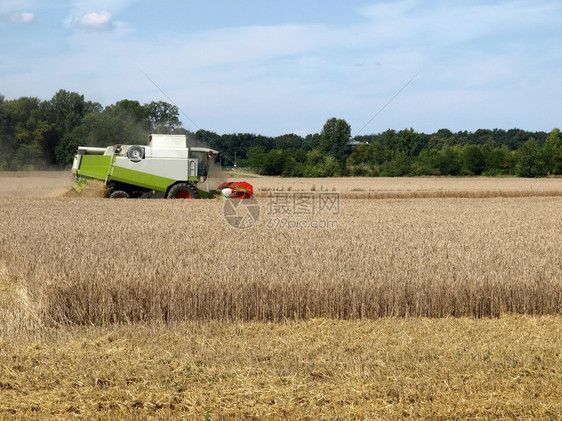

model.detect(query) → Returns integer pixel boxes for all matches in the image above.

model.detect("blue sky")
[1,1,561,136]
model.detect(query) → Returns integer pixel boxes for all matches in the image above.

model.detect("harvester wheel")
[167,183,198,199]
[109,190,130,199]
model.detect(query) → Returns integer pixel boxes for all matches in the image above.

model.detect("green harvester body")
[72,134,220,199]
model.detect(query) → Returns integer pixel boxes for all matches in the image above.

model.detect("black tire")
[109,190,130,199]
[167,183,198,199]
[127,146,144,162]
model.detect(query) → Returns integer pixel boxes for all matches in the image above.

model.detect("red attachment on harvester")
[217,181,254,199]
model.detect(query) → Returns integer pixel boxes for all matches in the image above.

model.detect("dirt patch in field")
[0,171,73,198]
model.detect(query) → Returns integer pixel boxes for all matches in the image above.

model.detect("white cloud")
[70,0,137,15]
[2,11,37,23]
[0,0,38,15]
[69,10,114,31]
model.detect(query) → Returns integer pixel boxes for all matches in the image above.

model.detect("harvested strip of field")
[0,316,561,419]
[0,171,73,198]
[1,196,560,326]
[249,175,562,195]
[257,188,562,199]
[2,172,562,199]
[331,188,562,199]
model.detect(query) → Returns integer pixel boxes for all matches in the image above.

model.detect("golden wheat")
[2,176,562,419]
[1,316,561,419]
[1,195,560,327]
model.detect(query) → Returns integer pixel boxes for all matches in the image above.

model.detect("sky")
[1,0,561,137]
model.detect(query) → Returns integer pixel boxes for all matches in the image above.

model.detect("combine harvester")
[72,134,253,199]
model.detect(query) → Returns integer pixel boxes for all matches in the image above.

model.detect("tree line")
[1,91,561,177]
[240,119,561,178]
[0,90,181,170]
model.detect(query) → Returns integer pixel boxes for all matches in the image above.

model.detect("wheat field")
[1,173,561,419]
[1,196,561,326]
[1,316,561,419]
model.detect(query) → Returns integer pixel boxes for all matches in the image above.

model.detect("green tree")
[436,145,462,175]
[41,90,90,165]
[274,133,305,150]
[94,100,150,145]
[347,143,372,164]
[397,128,423,157]
[516,138,547,177]
[281,155,306,177]
[369,141,388,165]
[11,144,42,170]
[116,99,149,123]
[483,145,512,175]
[380,129,397,153]
[0,95,12,169]
[379,151,410,176]
[410,149,441,175]
[261,149,287,175]
[145,101,181,133]
[55,125,91,167]
[194,129,221,151]
[543,128,562,174]
[246,146,266,173]
[461,144,485,175]
[473,128,493,145]
[319,118,351,165]
[2,96,42,144]
[0,96,50,169]
[45,90,87,138]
